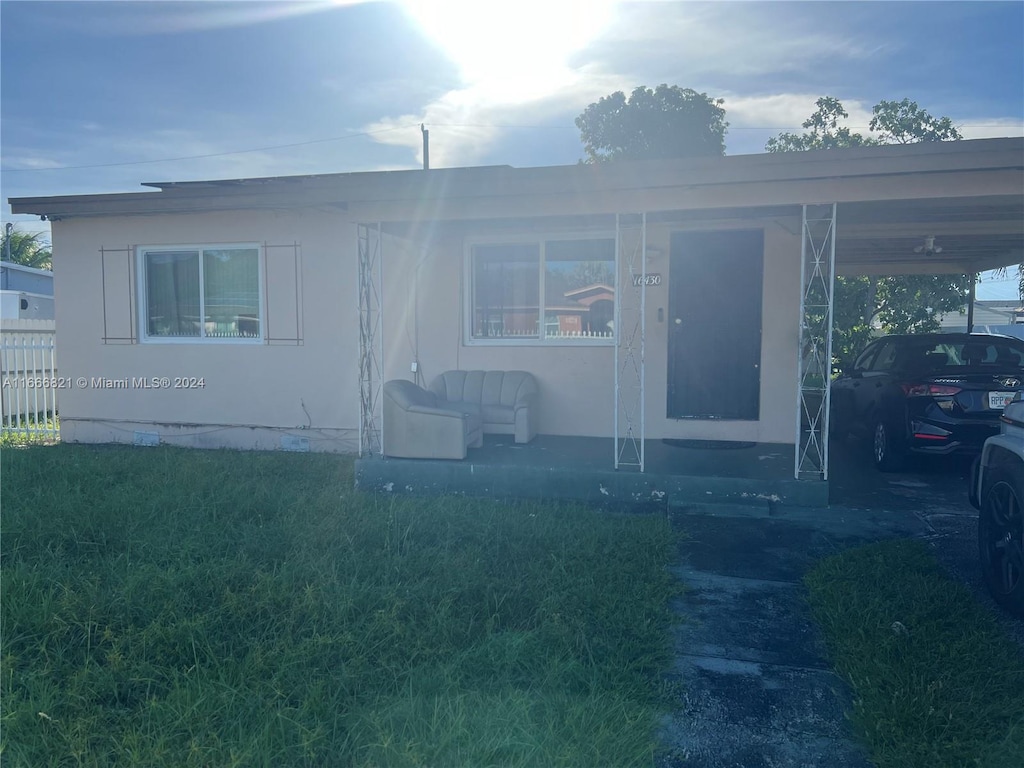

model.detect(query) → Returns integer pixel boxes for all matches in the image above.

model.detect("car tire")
[978,464,1024,618]
[872,418,904,472]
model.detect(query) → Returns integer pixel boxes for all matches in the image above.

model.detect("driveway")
[657,435,1022,767]
[830,433,1023,644]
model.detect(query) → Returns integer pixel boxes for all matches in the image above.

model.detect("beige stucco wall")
[382,216,802,444]
[51,209,361,452]
[51,204,802,452]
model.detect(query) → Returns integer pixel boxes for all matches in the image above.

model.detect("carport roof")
[9,137,1023,275]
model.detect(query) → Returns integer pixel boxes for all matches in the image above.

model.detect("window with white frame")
[469,237,615,343]
[139,244,262,342]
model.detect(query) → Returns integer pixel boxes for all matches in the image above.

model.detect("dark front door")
[667,229,763,419]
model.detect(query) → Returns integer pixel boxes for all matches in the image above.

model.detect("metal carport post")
[796,203,837,481]
[357,222,384,457]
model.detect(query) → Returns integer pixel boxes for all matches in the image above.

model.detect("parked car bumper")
[904,407,1003,456]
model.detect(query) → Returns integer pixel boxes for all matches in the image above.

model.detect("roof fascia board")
[9,138,1023,220]
[346,169,1024,223]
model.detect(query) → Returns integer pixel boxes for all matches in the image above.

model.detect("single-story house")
[9,137,1024,502]
[1,261,54,320]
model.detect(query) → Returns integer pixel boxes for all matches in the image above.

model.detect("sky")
[2,0,1022,297]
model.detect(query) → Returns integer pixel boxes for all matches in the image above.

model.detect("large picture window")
[140,244,262,342]
[469,237,615,344]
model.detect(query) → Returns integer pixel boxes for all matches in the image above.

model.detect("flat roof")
[8,138,1023,274]
[9,137,1022,219]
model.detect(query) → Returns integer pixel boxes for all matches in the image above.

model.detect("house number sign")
[631,273,662,287]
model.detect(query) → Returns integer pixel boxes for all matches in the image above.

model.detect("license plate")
[989,391,1017,409]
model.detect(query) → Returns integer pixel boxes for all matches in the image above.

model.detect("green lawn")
[805,539,1024,768]
[1,444,679,767]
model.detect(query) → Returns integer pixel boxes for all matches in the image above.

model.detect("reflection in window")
[472,244,539,339]
[142,245,261,341]
[544,239,615,339]
[145,250,201,337]
[470,238,615,343]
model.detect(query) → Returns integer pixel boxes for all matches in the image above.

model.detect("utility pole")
[421,124,430,170]
[3,223,11,261]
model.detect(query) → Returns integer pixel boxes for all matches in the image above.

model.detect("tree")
[869,98,962,144]
[832,274,973,369]
[1,226,52,270]
[766,96,879,152]
[575,85,727,163]
[766,97,969,367]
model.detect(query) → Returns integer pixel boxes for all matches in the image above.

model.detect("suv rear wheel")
[978,464,1024,617]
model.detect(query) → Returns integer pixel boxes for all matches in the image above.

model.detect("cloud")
[958,118,1024,140]
[0,155,67,171]
[66,0,351,37]
[364,67,631,168]
[1,113,430,202]
[586,2,887,83]
[722,93,873,133]
[364,1,896,166]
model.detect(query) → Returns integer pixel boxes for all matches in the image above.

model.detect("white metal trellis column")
[614,212,646,471]
[795,203,837,480]
[358,223,384,457]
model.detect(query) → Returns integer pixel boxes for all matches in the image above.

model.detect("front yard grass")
[805,539,1024,768]
[1,444,679,767]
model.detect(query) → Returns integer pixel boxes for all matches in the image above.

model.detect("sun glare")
[401,0,615,102]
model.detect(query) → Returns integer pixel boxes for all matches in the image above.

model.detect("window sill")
[465,338,616,347]
[139,337,265,345]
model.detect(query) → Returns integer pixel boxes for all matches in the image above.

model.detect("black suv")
[830,333,1024,471]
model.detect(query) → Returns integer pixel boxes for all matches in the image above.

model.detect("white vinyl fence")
[1,319,58,439]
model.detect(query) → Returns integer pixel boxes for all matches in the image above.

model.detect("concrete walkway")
[657,502,931,767]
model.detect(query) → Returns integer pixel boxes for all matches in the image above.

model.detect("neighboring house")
[0,261,57,428]
[937,299,1024,340]
[0,261,54,320]
[8,137,1024,482]
[936,299,1023,331]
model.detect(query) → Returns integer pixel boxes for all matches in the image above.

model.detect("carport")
[818,159,1024,480]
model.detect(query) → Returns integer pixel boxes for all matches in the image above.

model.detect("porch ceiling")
[384,193,1023,278]
[835,196,1024,276]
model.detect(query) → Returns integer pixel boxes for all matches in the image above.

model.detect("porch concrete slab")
[355,435,829,507]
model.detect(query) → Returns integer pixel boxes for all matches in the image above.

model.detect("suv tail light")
[901,383,962,397]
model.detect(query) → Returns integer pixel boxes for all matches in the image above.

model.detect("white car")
[970,392,1024,616]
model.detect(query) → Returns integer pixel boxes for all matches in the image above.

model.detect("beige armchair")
[429,370,539,444]
[383,379,483,459]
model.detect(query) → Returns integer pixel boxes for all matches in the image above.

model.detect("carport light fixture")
[914,235,943,257]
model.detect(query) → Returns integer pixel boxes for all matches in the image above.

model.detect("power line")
[0,125,419,173]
